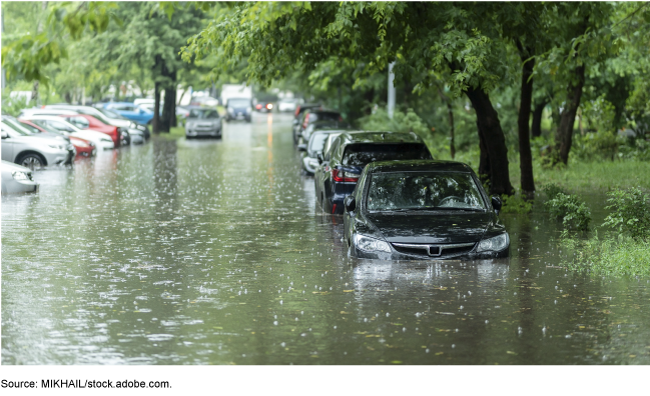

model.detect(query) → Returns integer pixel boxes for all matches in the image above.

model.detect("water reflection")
[2,113,649,365]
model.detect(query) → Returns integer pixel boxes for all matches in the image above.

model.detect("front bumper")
[352,245,509,260]
[43,147,75,166]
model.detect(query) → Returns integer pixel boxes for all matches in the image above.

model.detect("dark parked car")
[295,108,343,145]
[314,131,432,214]
[185,108,222,139]
[298,128,354,175]
[343,160,509,260]
[225,98,252,122]
[292,103,322,144]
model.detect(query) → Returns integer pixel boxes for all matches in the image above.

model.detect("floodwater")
[2,113,649,365]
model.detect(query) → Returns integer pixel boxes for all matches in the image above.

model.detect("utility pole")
[387,62,396,119]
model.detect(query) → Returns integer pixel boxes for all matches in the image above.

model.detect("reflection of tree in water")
[367,172,484,210]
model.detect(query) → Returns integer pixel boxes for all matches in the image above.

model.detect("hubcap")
[21,156,42,170]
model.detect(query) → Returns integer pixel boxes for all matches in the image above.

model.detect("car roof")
[366,159,475,174]
[337,131,424,144]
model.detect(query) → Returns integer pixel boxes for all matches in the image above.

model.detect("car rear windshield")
[366,171,486,211]
[342,143,432,167]
[189,109,219,119]
[228,99,250,108]
[309,112,341,123]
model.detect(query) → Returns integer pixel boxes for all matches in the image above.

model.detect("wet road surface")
[3,113,650,364]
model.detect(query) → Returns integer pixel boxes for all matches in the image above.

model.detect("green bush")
[602,187,650,240]
[544,193,591,231]
[561,233,650,277]
[541,183,567,200]
[358,107,430,136]
[500,194,533,214]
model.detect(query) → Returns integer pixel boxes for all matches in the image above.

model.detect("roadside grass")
[509,157,650,193]
[560,233,650,277]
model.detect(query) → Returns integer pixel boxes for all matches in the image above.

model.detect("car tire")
[17,152,46,170]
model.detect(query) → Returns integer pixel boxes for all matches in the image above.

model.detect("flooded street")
[3,113,649,365]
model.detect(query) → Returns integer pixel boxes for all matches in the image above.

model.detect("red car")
[18,119,97,158]
[58,114,121,147]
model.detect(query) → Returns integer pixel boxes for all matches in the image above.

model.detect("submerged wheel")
[17,153,45,170]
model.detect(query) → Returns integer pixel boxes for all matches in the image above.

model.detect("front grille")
[391,242,476,258]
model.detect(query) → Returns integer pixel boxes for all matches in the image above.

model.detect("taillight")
[332,168,359,182]
[256,104,263,110]
[303,113,310,129]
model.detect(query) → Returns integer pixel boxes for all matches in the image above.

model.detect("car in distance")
[298,129,351,175]
[185,108,222,139]
[19,120,96,158]
[314,131,432,214]
[277,98,302,113]
[58,114,123,147]
[1,119,75,169]
[20,115,115,150]
[292,103,322,144]
[295,108,343,145]
[343,160,509,260]
[103,102,154,125]
[225,98,252,122]
[1,160,39,193]
[45,104,150,139]
[299,120,351,146]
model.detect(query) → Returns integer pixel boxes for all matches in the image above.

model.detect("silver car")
[1,119,75,169]
[185,108,222,139]
[43,105,149,141]
[1,160,39,193]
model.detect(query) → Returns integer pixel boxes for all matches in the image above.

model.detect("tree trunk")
[153,82,161,134]
[517,49,535,194]
[531,101,547,138]
[161,87,173,132]
[464,86,514,196]
[31,81,39,103]
[554,64,586,165]
[477,120,490,178]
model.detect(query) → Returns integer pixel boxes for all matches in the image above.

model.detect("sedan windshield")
[189,109,219,119]
[228,99,250,108]
[309,132,341,154]
[366,171,486,211]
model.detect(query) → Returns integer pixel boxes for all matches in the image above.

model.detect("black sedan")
[314,131,432,214]
[343,160,509,260]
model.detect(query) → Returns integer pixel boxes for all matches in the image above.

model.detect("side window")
[71,117,89,129]
[325,139,339,162]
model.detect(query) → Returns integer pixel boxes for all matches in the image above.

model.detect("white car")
[19,115,114,150]
[44,105,149,140]
[1,160,39,193]
[277,98,302,112]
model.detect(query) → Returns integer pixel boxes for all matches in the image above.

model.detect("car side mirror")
[292,119,299,125]
[491,196,502,214]
[344,195,356,213]
[1,131,7,139]
[297,144,307,152]
[317,153,324,164]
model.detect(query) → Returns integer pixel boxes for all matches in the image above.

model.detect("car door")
[1,125,15,161]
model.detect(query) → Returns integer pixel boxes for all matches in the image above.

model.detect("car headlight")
[477,232,509,252]
[129,122,137,128]
[354,234,391,253]
[12,171,31,181]
[48,144,65,150]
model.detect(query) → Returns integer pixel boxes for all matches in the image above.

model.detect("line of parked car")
[1,101,157,194]
[293,105,510,261]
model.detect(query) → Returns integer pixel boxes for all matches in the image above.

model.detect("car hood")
[105,118,131,127]
[2,160,33,173]
[364,211,496,244]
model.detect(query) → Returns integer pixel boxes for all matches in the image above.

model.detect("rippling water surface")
[3,113,649,364]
